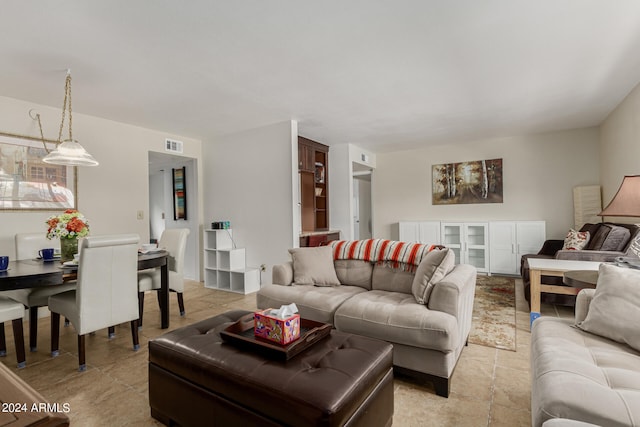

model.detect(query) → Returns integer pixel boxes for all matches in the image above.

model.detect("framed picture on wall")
[432,158,503,205]
[172,166,187,220]
[0,131,77,210]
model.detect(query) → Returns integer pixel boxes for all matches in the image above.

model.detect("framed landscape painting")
[0,132,77,210]
[432,158,503,205]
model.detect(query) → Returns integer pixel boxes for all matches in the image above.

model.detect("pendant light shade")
[42,139,99,166]
[32,70,99,167]
[598,175,640,217]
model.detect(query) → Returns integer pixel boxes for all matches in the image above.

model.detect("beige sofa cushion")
[531,316,640,427]
[371,264,415,294]
[288,247,340,287]
[334,260,373,290]
[256,283,366,324]
[334,290,458,352]
[577,264,640,352]
[411,249,455,304]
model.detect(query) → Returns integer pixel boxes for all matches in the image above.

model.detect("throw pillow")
[288,246,341,287]
[562,229,590,250]
[600,225,631,251]
[625,231,640,258]
[411,248,455,304]
[586,224,611,250]
[576,263,640,352]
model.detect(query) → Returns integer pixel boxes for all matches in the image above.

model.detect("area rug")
[468,275,516,351]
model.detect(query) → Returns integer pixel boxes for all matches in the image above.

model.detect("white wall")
[373,128,601,240]
[329,144,351,239]
[600,81,640,215]
[202,121,297,283]
[0,95,202,259]
[329,143,377,241]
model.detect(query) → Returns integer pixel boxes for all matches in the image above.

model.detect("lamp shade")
[598,175,640,217]
[42,139,99,167]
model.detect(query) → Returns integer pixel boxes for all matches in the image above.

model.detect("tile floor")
[0,278,573,426]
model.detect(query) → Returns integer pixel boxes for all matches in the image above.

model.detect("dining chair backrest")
[75,234,139,335]
[15,233,52,261]
[159,228,190,291]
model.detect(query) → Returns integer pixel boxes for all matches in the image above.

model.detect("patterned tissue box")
[254,309,301,345]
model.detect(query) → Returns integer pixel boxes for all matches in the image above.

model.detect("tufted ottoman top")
[531,317,640,427]
[149,310,393,426]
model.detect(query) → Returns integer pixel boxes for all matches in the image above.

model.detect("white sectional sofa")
[531,264,640,426]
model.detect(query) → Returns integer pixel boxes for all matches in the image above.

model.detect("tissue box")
[254,309,301,345]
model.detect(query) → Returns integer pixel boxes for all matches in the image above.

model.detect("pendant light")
[32,69,99,167]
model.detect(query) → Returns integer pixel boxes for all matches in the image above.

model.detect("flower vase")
[60,238,78,263]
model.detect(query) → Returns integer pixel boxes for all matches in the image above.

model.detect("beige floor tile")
[490,404,531,427]
[492,366,531,410]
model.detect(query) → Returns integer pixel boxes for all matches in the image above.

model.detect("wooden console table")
[528,258,601,325]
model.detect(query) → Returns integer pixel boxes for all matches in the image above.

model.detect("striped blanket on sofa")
[329,239,442,271]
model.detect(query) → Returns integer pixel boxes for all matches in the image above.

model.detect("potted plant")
[45,209,90,263]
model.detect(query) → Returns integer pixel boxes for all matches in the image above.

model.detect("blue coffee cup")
[0,255,8,271]
[39,248,55,261]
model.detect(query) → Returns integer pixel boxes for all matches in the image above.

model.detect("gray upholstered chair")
[4,233,76,351]
[138,228,190,326]
[48,234,140,371]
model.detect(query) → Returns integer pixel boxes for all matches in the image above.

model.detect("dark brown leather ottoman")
[148,310,393,427]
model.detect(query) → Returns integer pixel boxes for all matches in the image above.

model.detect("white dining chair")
[4,233,76,352]
[137,228,190,326]
[0,297,27,368]
[49,234,140,371]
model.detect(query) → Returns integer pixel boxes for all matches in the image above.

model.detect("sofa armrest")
[539,239,564,256]
[574,288,596,324]
[272,261,294,286]
[555,250,624,262]
[428,264,476,316]
[428,264,477,347]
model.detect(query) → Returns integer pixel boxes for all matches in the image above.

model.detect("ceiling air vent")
[165,138,184,153]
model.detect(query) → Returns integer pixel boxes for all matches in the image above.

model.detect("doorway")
[352,169,372,240]
[148,152,199,281]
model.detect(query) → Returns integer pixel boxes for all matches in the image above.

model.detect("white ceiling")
[2,1,640,152]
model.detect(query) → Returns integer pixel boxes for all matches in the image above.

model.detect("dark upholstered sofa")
[521,222,640,306]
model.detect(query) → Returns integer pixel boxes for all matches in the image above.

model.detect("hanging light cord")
[30,69,73,153]
[33,111,50,153]
[58,70,72,143]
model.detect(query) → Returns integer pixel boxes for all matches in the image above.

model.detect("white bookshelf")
[203,229,260,294]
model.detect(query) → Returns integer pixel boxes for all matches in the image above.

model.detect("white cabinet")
[489,221,546,275]
[441,222,489,273]
[397,220,545,275]
[204,229,260,294]
[398,221,441,244]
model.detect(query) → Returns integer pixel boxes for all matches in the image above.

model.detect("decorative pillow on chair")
[600,225,631,251]
[625,232,640,258]
[411,248,455,304]
[562,229,590,250]
[288,247,341,287]
[576,263,640,352]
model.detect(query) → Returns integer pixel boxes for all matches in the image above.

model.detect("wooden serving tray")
[220,313,332,361]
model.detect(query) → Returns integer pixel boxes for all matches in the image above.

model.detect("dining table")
[0,250,171,329]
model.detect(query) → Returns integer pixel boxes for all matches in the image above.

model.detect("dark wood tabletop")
[0,259,64,291]
[0,250,171,329]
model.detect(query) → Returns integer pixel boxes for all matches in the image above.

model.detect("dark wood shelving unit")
[299,137,329,232]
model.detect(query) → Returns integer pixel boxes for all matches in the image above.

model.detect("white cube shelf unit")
[204,229,260,294]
